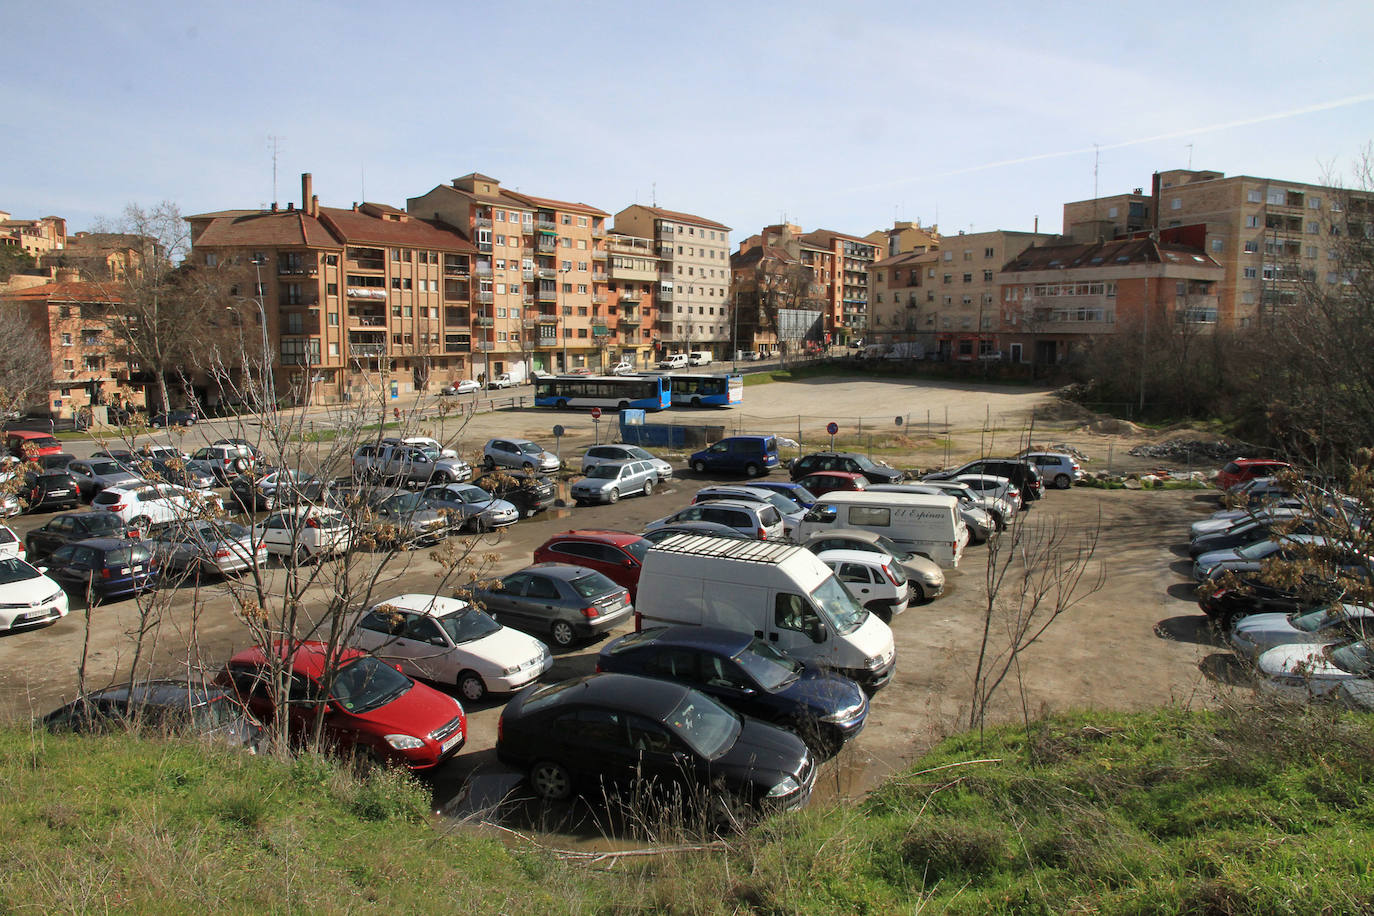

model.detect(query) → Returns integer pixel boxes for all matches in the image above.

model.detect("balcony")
[444,307,470,324]
[522,293,534,306]
[535,238,557,253]
[522,317,538,329]
[536,287,557,303]
[474,316,495,327]
[536,219,557,231]
[277,262,318,277]
[537,335,558,347]
[618,315,641,327]
[592,325,610,339]
[349,344,386,357]
[522,268,534,280]
[474,340,496,351]
[592,225,606,239]
[591,292,607,304]
[591,248,607,259]
[474,263,493,276]
[477,241,492,253]
[347,258,384,271]
[658,288,673,301]
[443,264,470,277]
[592,271,608,283]
[346,287,387,300]
[536,267,556,280]
[619,289,642,302]
[474,216,492,228]
[444,340,471,354]
[443,281,470,301]
[475,290,494,304]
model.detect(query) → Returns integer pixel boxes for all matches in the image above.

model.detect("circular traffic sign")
[552,425,565,437]
[826,422,839,436]
[590,407,602,420]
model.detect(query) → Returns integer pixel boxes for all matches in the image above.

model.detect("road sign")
[826,422,839,435]
[590,407,602,420]
[552,425,565,437]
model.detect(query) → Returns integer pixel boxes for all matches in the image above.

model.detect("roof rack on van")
[650,533,798,564]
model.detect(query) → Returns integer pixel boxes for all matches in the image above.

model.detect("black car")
[472,469,556,518]
[47,538,156,603]
[497,673,816,823]
[924,457,1043,505]
[597,626,868,756]
[789,452,903,485]
[20,469,81,513]
[25,511,130,562]
[1199,575,1350,630]
[150,409,197,428]
[1188,517,1322,558]
[43,680,261,750]
[37,452,77,471]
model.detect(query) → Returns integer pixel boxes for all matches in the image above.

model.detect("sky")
[6,0,1374,245]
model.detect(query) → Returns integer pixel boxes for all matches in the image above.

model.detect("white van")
[688,351,713,367]
[634,534,897,690]
[795,491,968,568]
[658,353,689,369]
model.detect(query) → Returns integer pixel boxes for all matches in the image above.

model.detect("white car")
[348,593,552,702]
[953,473,1021,512]
[1020,451,1085,490]
[1229,603,1374,661]
[442,379,482,395]
[610,361,636,376]
[816,548,910,623]
[252,506,353,562]
[0,555,69,631]
[0,524,23,560]
[89,483,218,529]
[487,373,517,389]
[1258,638,1374,699]
[1189,505,1303,540]
[581,444,673,480]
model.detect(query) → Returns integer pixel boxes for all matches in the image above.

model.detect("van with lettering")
[633,534,896,690]
[795,491,968,568]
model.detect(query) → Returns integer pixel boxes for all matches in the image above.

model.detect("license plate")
[121,567,131,575]
[18,608,51,622]
[49,490,70,497]
[441,733,463,754]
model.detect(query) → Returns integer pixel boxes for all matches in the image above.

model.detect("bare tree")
[0,303,53,416]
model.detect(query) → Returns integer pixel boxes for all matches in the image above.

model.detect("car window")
[525,575,562,600]
[645,647,698,680]
[551,541,595,560]
[758,507,782,526]
[626,713,675,753]
[574,707,626,747]
[358,608,404,635]
[836,562,873,584]
[401,615,442,643]
[570,572,616,598]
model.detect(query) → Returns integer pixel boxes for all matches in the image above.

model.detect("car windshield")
[735,639,803,690]
[1291,607,1346,632]
[192,521,249,541]
[437,608,502,644]
[104,545,151,566]
[450,486,490,504]
[518,442,542,455]
[664,692,740,759]
[1237,539,1283,559]
[626,447,653,460]
[811,575,868,635]
[88,460,126,475]
[763,492,802,513]
[329,656,412,713]
[570,572,617,599]
[0,557,41,585]
[852,455,881,472]
[1327,640,1374,677]
[587,465,623,479]
[380,492,423,513]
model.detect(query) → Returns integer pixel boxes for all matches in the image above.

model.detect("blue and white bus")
[533,375,671,411]
[665,373,743,407]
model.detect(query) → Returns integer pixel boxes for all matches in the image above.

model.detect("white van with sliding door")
[795,491,968,568]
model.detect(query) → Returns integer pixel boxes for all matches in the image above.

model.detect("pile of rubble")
[1127,438,1243,461]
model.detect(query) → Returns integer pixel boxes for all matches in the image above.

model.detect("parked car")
[658,353,689,369]
[467,563,633,648]
[482,438,560,474]
[1188,515,1323,558]
[641,522,752,544]
[348,593,552,702]
[0,555,68,631]
[216,641,467,770]
[1189,505,1304,540]
[46,538,156,603]
[43,680,261,750]
[691,485,806,537]
[533,530,652,602]
[486,373,517,389]
[467,470,553,518]
[6,430,63,459]
[796,471,868,497]
[64,457,144,503]
[924,457,1043,505]
[143,457,218,494]
[19,469,81,513]
[150,409,198,428]
[688,435,780,478]
[1193,534,1362,584]
[144,519,266,577]
[866,482,996,543]
[646,498,786,541]
[581,444,673,480]
[571,459,661,504]
[0,524,22,560]
[441,379,482,395]
[230,468,319,512]
[798,529,944,603]
[1199,575,1350,631]
[688,351,714,367]
[495,673,816,821]
[790,452,903,485]
[1019,451,1085,490]
[952,473,1022,513]
[25,511,129,562]
[190,442,260,482]
[597,626,868,756]
[352,442,473,486]
[251,506,353,562]
[349,487,450,548]
[610,361,636,376]
[816,548,911,622]
[90,483,213,530]
[1216,458,1291,492]
[419,482,519,532]
[1257,638,1374,700]
[1229,603,1374,662]
[749,480,819,510]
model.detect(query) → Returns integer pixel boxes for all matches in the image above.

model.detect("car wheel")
[482,456,496,471]
[292,545,312,566]
[550,620,576,648]
[1218,608,1245,632]
[457,670,487,703]
[1055,473,1072,490]
[529,759,573,801]
[691,397,702,408]
[744,463,761,477]
[555,399,568,410]
[691,459,707,474]
[130,515,151,533]
[642,479,655,497]
[909,583,927,604]
[233,458,251,473]
[607,487,619,504]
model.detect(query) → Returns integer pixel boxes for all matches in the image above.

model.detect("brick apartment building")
[603,233,663,370]
[1,212,67,260]
[799,229,878,345]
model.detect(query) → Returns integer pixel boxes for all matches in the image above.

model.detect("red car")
[533,529,651,602]
[1216,458,1291,491]
[796,471,867,497]
[6,430,63,459]
[215,641,466,770]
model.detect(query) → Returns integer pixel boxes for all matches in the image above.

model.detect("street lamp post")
[250,256,276,413]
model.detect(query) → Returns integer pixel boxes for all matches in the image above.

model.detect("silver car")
[420,482,520,532]
[145,519,268,576]
[571,459,660,505]
[65,458,144,502]
[580,444,673,480]
[482,438,561,474]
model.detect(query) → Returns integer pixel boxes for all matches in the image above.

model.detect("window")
[1244,240,1259,253]
[61,333,71,347]
[1107,207,1118,218]
[1246,216,1260,228]
[494,234,505,246]
[1243,267,1258,279]
[62,358,73,370]
[962,273,972,283]
[1170,198,1183,210]
[1248,189,1263,203]
[327,312,338,326]
[1211,239,1223,252]
[984,247,995,258]
[983,270,993,281]
[1307,221,1320,234]
[1266,189,1286,205]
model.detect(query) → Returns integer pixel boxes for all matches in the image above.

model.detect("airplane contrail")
[843,93,1374,194]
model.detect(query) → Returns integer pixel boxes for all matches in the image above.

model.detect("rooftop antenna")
[1093,143,1100,219]
[360,166,366,203]
[651,182,657,207]
[268,134,281,204]
[1186,143,1194,169]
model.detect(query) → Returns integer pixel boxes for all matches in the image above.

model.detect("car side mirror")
[429,636,446,647]
[809,623,827,644]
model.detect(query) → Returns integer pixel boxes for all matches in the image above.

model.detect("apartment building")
[189,173,479,406]
[731,224,827,356]
[864,220,942,258]
[612,205,730,360]
[0,212,67,259]
[408,175,611,376]
[603,233,661,369]
[1065,169,1374,328]
[997,228,1222,365]
[41,232,154,281]
[868,248,941,350]
[799,230,878,345]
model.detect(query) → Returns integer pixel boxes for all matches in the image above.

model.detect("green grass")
[7,703,1374,914]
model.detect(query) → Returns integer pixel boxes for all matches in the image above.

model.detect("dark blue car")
[46,538,156,603]
[597,626,867,757]
[688,435,780,478]
[748,480,819,510]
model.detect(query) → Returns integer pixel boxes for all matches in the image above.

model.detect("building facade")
[603,233,662,369]
[868,248,941,351]
[0,212,67,259]
[864,220,942,259]
[611,205,731,359]
[799,230,878,345]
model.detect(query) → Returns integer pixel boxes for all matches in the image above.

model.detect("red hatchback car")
[216,641,466,770]
[6,430,63,459]
[1216,458,1291,491]
[533,529,651,602]
[796,471,868,497]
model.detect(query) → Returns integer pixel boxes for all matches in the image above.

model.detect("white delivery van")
[635,534,897,690]
[688,351,713,367]
[658,353,689,369]
[795,491,968,568]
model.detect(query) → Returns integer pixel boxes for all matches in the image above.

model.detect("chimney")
[287,202,294,211]
[311,195,319,218]
[271,202,278,212]
[302,173,313,215]
[1150,172,1162,230]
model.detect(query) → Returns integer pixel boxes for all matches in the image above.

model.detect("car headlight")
[43,590,64,604]
[864,655,884,669]
[384,734,425,750]
[766,776,800,798]
[501,664,521,675]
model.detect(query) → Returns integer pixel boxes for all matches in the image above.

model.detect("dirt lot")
[0,373,1239,822]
